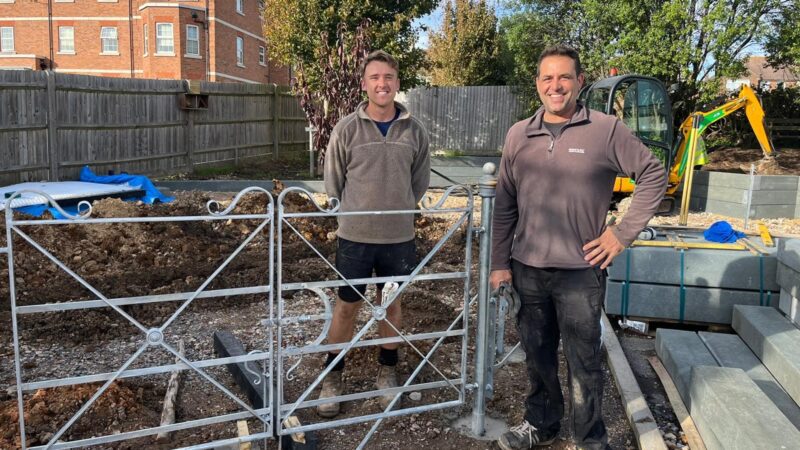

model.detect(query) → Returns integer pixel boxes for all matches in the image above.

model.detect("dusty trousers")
[511,259,609,450]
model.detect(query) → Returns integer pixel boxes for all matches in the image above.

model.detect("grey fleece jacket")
[325,101,430,244]
[491,105,667,270]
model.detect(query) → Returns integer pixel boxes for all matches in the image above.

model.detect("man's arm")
[324,131,346,201]
[490,132,520,287]
[605,119,668,245]
[411,127,431,203]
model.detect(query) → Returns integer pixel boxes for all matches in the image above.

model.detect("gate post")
[471,162,497,435]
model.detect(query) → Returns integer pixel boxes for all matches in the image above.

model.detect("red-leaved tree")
[294,20,371,171]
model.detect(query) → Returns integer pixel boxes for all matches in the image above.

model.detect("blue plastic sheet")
[15,166,173,218]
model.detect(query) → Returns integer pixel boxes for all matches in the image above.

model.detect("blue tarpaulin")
[703,221,746,243]
[14,166,173,218]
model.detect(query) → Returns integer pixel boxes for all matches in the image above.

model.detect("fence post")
[471,162,497,436]
[185,109,195,172]
[272,84,280,160]
[46,71,60,181]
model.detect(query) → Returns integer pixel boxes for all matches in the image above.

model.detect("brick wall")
[0,0,290,83]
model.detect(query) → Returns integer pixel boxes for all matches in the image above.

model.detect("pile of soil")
[702,147,800,175]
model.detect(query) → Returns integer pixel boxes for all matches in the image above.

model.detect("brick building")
[0,0,291,84]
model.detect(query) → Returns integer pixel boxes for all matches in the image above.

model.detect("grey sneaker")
[497,420,556,449]
[316,370,343,418]
[375,365,399,410]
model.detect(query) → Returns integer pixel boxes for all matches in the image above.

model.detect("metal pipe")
[679,114,702,225]
[471,162,497,435]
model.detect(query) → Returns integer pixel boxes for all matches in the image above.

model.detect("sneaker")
[375,365,399,410]
[497,420,556,449]
[316,370,343,418]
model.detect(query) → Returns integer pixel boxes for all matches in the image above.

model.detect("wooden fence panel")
[0,71,50,183]
[400,85,528,155]
[0,72,309,185]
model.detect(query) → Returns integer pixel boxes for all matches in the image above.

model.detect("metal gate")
[3,188,275,449]
[274,185,475,448]
[2,169,501,449]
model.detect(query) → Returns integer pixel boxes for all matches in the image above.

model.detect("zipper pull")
[548,139,554,152]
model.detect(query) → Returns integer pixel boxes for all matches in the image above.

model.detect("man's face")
[536,55,585,120]
[361,61,400,108]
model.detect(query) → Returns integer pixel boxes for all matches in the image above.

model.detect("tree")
[427,0,507,86]
[295,21,371,169]
[765,1,800,70]
[501,0,787,114]
[262,0,436,89]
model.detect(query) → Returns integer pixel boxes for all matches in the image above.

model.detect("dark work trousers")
[511,259,608,450]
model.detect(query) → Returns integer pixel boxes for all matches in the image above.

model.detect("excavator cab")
[580,75,674,194]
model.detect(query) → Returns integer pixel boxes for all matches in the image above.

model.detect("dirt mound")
[702,147,800,175]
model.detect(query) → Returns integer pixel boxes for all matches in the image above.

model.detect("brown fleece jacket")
[491,105,667,270]
[324,101,430,244]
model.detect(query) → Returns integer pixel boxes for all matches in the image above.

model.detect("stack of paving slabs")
[777,238,800,327]
[655,306,800,450]
[605,230,779,324]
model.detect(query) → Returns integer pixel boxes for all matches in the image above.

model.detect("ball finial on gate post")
[479,162,497,198]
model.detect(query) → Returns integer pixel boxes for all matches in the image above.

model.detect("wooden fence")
[398,85,528,155]
[0,71,308,185]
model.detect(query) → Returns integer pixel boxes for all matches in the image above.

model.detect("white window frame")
[236,36,244,67]
[143,23,148,56]
[258,46,266,66]
[236,0,243,14]
[100,27,119,54]
[58,26,75,54]
[155,22,174,56]
[0,27,14,53]
[185,24,200,58]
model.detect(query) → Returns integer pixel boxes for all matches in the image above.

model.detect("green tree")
[427,0,507,85]
[501,0,786,114]
[765,1,800,70]
[262,0,436,88]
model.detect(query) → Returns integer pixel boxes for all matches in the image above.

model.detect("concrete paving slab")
[606,281,777,324]
[655,329,718,406]
[692,171,800,191]
[687,408,723,450]
[690,184,798,205]
[777,262,800,298]
[733,305,800,406]
[779,238,800,273]
[779,289,800,328]
[689,365,800,450]
[698,331,800,430]
[607,246,779,291]
[690,197,797,219]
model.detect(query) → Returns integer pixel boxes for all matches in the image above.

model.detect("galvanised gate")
[3,165,502,449]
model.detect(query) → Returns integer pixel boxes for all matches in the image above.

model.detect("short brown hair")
[360,50,400,78]
[537,44,583,76]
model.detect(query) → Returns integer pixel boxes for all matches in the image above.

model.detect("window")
[258,46,265,65]
[236,37,244,66]
[143,24,148,55]
[236,0,243,14]
[156,23,174,54]
[0,27,13,53]
[185,25,199,56]
[59,26,75,53]
[100,27,118,54]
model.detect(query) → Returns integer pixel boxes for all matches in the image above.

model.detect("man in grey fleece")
[492,45,666,450]
[317,50,430,418]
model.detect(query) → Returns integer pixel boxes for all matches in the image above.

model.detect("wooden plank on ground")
[601,312,668,450]
[647,356,707,450]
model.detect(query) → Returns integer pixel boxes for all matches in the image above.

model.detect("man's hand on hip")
[583,228,625,269]
[490,269,512,290]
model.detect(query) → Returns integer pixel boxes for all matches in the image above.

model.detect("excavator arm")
[666,84,774,195]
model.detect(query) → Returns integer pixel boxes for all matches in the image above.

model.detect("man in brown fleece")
[492,45,667,450]
[317,50,430,418]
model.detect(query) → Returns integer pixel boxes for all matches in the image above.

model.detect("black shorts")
[335,237,417,302]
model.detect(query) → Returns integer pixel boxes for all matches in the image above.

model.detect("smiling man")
[319,50,430,418]
[491,45,666,449]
